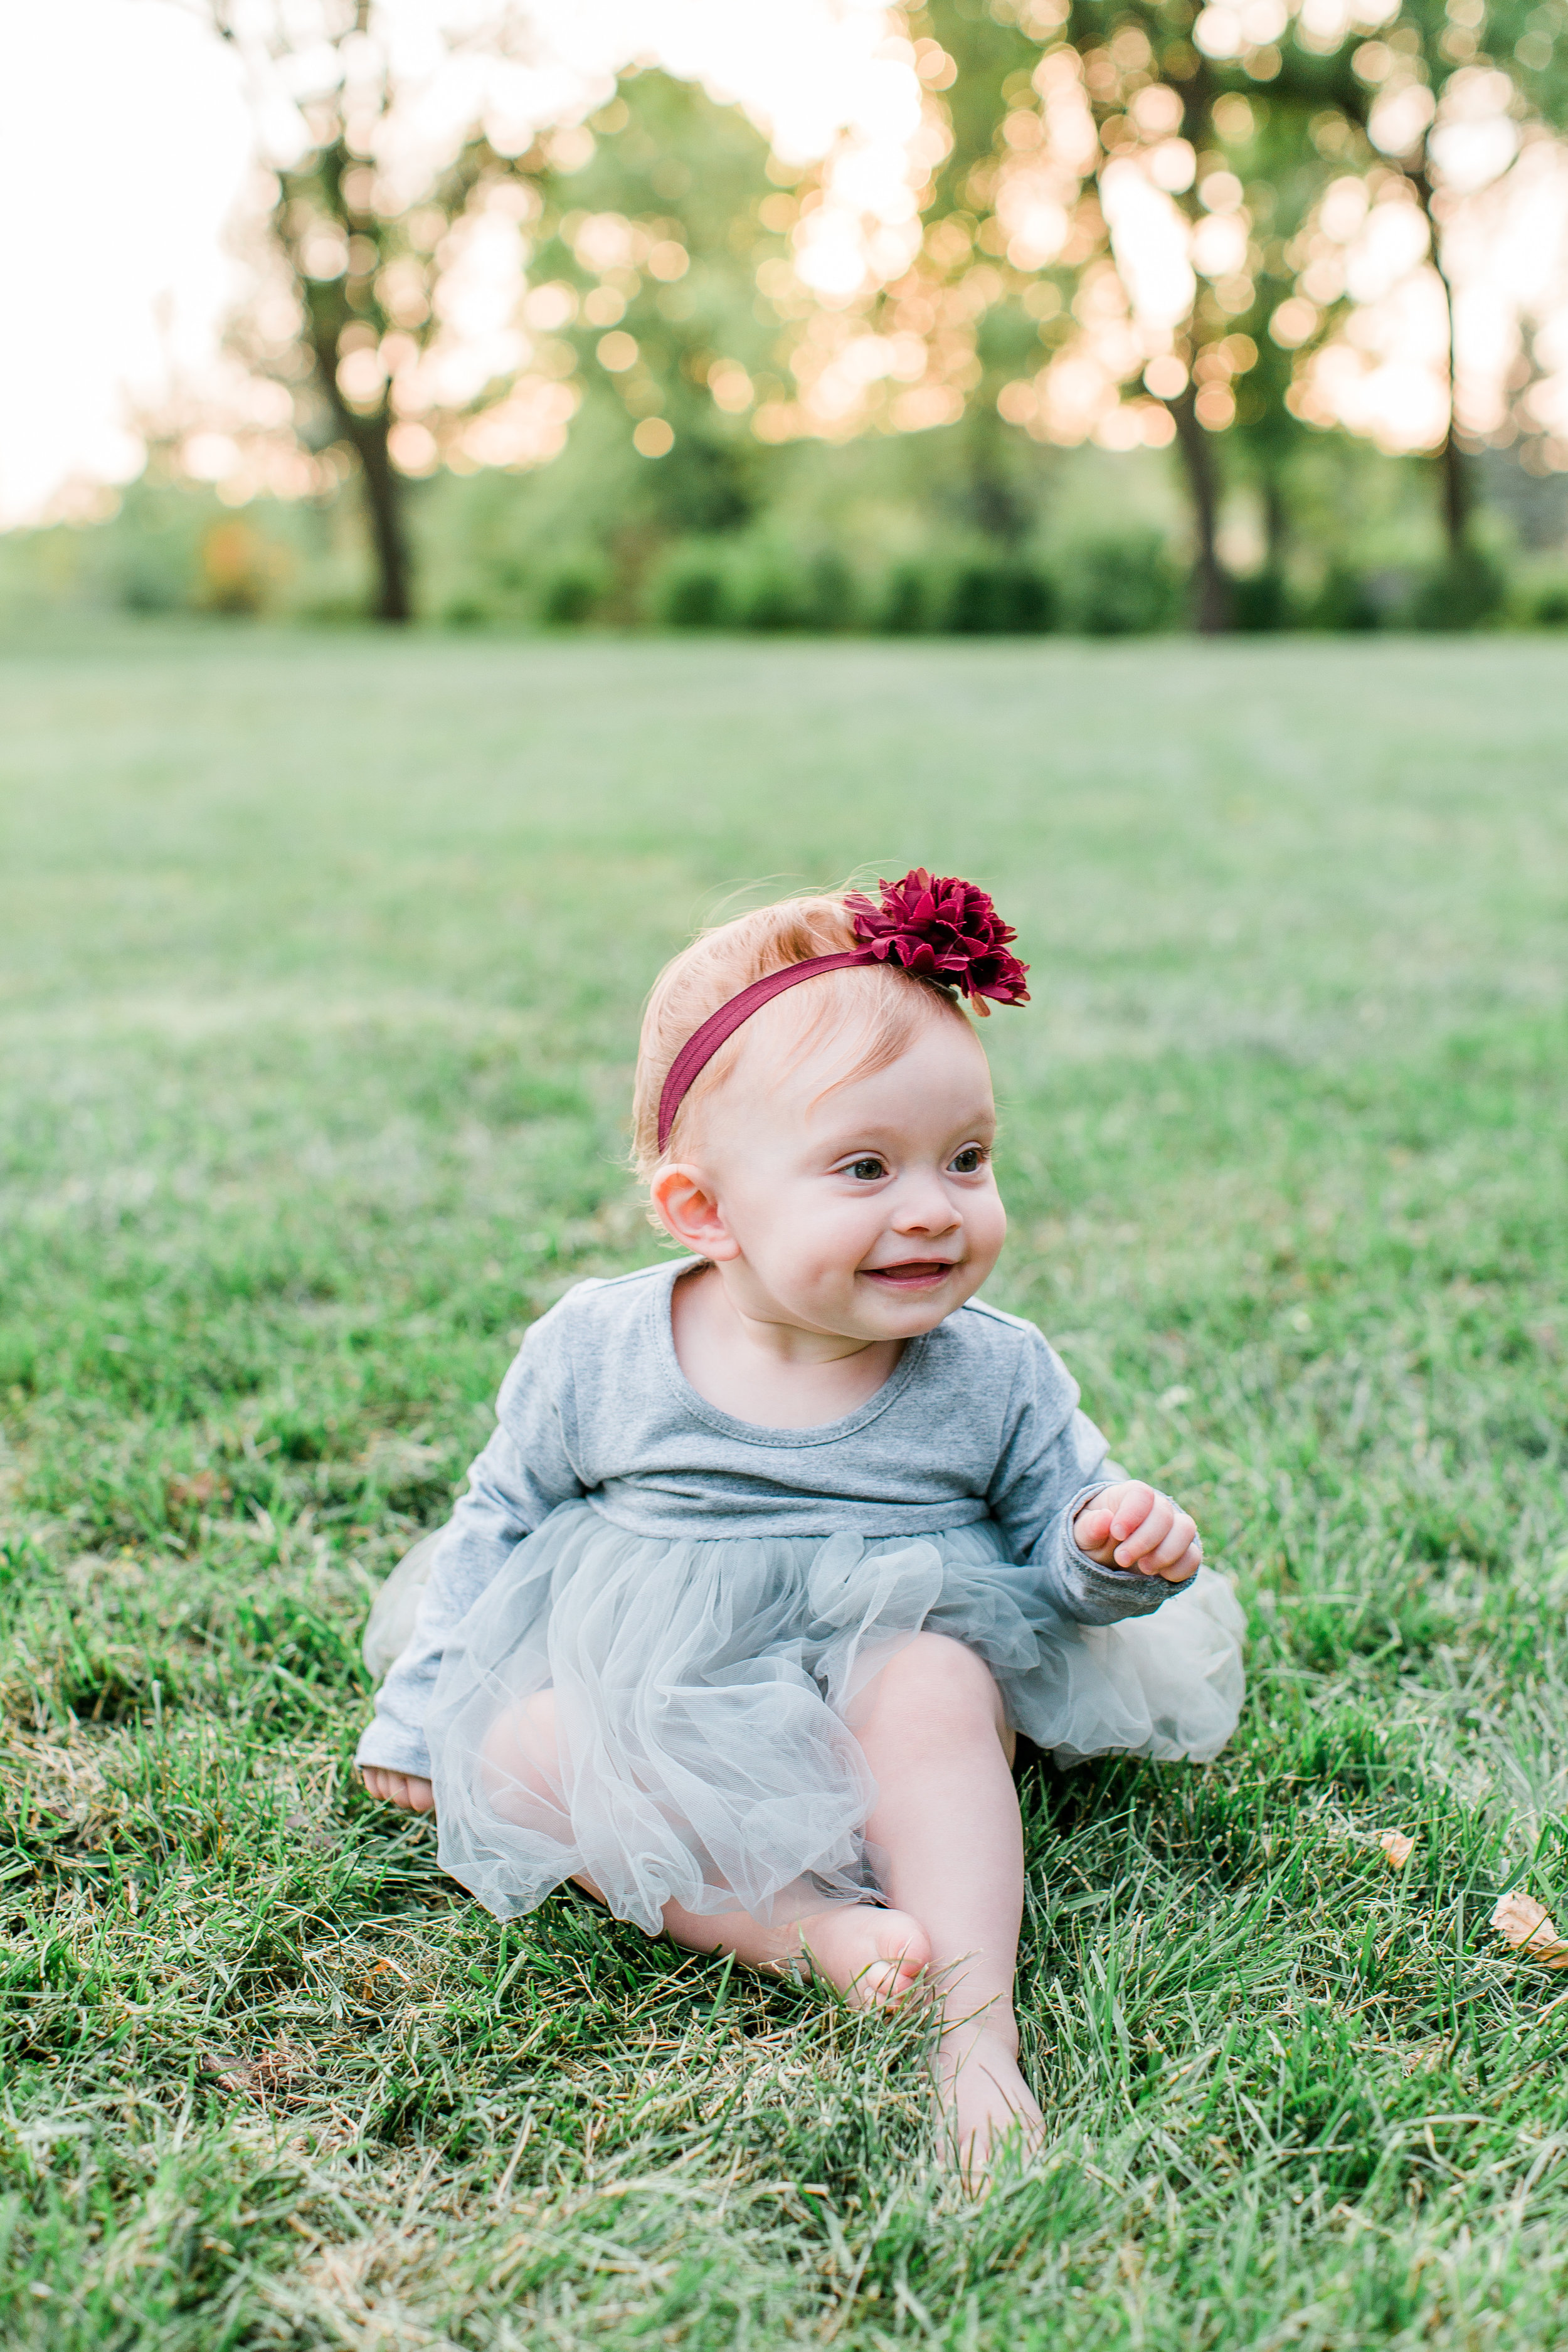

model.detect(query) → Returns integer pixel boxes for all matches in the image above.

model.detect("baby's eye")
[950,1145,989,1174]
[846,1157,887,1182]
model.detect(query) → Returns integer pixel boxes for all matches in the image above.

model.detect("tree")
[908,0,1367,628]
[206,1,583,622]
[526,72,786,565]
[911,0,1568,614]
[1293,0,1568,556]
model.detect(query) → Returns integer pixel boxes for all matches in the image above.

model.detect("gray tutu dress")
[358,1264,1245,1936]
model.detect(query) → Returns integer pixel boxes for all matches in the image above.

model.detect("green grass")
[1,621,1565,2349]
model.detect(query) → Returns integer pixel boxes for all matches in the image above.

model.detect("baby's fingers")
[1138,1506,1197,1572]
[1154,1537,1203,1584]
[1073,1503,1116,1557]
[1111,1491,1175,1567]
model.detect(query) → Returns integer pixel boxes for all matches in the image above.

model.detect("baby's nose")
[893,1182,960,1232]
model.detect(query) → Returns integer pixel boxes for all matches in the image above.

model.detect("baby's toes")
[818,1906,931,2008]
[868,1912,932,2005]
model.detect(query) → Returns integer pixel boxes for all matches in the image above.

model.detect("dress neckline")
[651,1259,928,1449]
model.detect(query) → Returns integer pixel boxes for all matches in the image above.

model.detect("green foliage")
[647,539,733,627]
[1512,561,1568,625]
[642,536,1158,635]
[1229,566,1293,632]
[1056,527,1184,634]
[915,0,1568,603]
[877,557,935,633]
[1,625,1566,2341]
[1407,540,1511,632]
[537,552,612,627]
[945,556,1057,633]
[532,71,782,548]
[1305,561,1384,632]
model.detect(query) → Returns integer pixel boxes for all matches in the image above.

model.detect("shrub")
[198,521,287,617]
[945,559,1056,634]
[876,561,933,633]
[105,492,203,615]
[647,546,733,628]
[1056,530,1180,635]
[538,556,608,627]
[1230,568,1293,633]
[735,559,802,631]
[1304,564,1381,633]
[1406,541,1508,631]
[1518,570,1568,627]
[648,543,856,632]
[800,549,857,632]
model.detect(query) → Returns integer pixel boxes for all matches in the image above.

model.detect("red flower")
[845,869,1030,1009]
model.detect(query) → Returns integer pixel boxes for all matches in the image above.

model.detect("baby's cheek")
[965,1198,1008,1282]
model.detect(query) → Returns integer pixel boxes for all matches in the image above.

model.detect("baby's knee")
[869,1632,1004,1737]
[480,1686,564,1796]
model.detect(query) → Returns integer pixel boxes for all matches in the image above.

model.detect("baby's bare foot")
[360,1767,435,1814]
[792,1905,931,2007]
[939,2024,1044,2188]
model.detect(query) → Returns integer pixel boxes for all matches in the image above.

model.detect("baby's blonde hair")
[632,890,970,1180]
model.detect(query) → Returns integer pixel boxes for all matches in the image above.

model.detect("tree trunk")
[1263,474,1288,573]
[306,318,413,624]
[1167,384,1231,633]
[966,402,1027,546]
[1436,398,1469,558]
[1411,160,1468,558]
[352,420,413,625]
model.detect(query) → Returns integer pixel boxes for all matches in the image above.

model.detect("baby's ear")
[649,1165,739,1259]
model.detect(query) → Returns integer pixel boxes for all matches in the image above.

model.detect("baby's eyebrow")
[813,1114,997,1155]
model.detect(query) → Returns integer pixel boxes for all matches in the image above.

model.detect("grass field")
[1,622,1566,2350]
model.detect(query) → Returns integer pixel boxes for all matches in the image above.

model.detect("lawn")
[1,621,1565,2350]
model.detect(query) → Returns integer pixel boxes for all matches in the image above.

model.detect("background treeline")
[8,0,1568,635]
[11,442,1568,635]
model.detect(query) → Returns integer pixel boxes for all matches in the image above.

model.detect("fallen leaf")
[202,2051,265,2100]
[1491,1891,1568,1969]
[359,1436,443,1482]
[166,1471,229,1512]
[1380,1830,1416,1870]
[201,2042,309,2105]
[282,1811,337,1850]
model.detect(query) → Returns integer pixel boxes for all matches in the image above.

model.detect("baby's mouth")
[861,1259,960,1291]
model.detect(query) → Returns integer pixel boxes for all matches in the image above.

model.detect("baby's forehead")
[728,993,993,1126]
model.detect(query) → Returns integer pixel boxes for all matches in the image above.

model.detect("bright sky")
[0,2,255,524]
[2,0,1566,526]
[0,0,941,526]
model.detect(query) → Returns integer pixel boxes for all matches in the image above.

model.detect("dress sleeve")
[986,1324,1176,1627]
[355,1302,586,1778]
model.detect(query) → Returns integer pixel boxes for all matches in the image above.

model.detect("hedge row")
[505,532,1567,638]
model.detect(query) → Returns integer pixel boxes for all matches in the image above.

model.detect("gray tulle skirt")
[367,1503,1246,1936]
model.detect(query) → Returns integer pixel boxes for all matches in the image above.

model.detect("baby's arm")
[1071,1483,1201,1583]
[987,1331,1199,1624]
[357,1313,585,1806]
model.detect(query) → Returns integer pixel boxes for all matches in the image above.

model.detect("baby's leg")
[482,1693,928,2003]
[657,1891,928,2004]
[844,1633,1042,2178]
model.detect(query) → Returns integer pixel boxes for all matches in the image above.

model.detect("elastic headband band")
[655,869,1030,1155]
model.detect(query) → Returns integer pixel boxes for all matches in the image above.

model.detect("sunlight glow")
[6,0,1568,522]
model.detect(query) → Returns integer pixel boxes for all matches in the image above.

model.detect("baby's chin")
[854,1259,983,1323]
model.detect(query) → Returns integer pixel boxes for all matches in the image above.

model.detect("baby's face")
[690,1012,1007,1343]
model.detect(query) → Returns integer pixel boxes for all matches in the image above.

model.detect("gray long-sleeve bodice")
[358,1259,1173,1777]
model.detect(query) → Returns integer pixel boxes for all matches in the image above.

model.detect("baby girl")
[358,872,1244,2176]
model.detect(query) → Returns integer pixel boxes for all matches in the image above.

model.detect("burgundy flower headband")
[657,869,1030,1153]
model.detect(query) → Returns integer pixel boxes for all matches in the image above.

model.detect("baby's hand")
[361,1767,436,1814]
[1073,1481,1202,1583]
